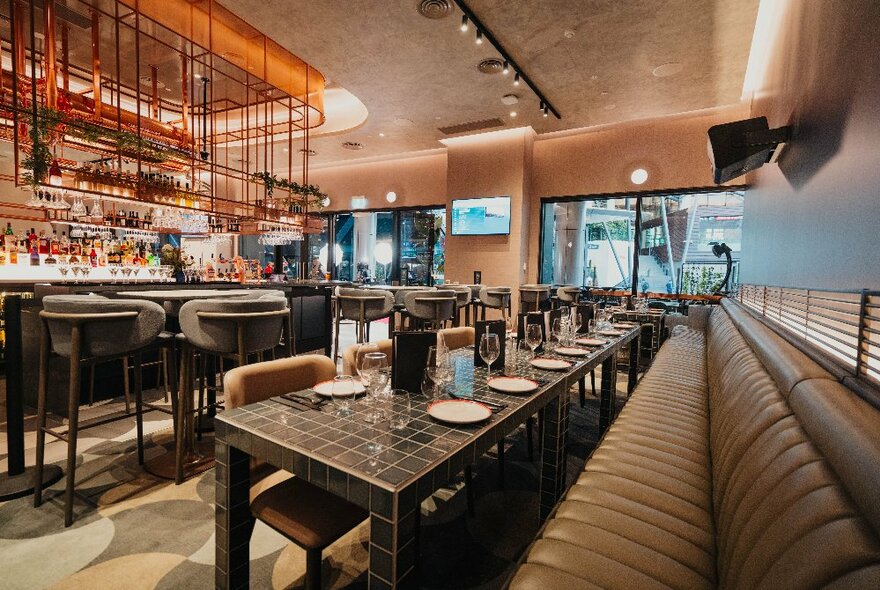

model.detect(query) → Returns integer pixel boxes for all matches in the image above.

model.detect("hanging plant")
[251,171,328,209]
[21,106,64,188]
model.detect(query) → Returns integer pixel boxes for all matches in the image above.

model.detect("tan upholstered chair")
[223,355,367,590]
[437,326,475,351]
[341,339,393,376]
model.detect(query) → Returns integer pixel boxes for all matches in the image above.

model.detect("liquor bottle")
[38,231,50,255]
[89,245,98,267]
[203,254,216,282]
[30,243,40,266]
[50,230,60,255]
[4,222,13,238]
[60,231,70,254]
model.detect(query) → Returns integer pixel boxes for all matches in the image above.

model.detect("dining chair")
[224,355,367,590]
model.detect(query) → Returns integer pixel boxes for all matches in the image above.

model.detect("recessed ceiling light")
[379,132,386,137]
[652,62,684,77]
[590,74,599,81]
[631,168,649,185]
[282,147,289,152]
[600,90,609,97]
[563,29,575,39]
[501,94,519,106]
[509,111,517,118]
[342,141,365,151]
[604,103,616,110]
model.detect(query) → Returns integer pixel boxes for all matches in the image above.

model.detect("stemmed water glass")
[479,331,501,374]
[525,324,543,359]
[359,351,387,425]
[330,375,356,417]
[548,318,562,353]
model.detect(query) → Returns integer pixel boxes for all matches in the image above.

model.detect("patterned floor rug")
[0,380,622,590]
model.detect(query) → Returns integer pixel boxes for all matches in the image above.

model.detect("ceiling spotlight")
[543,107,549,117]
[513,72,520,86]
[502,61,509,75]
[460,14,468,32]
[475,29,483,44]
[539,100,545,110]
[510,111,517,118]
[379,132,385,137]
[386,191,397,203]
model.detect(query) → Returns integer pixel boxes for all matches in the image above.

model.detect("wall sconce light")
[386,191,397,203]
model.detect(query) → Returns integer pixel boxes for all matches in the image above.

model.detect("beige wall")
[740,0,880,290]
[309,152,447,212]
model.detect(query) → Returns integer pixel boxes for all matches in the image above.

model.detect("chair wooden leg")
[333,308,342,360]
[497,439,505,489]
[196,353,206,442]
[305,548,322,590]
[579,377,586,407]
[133,352,145,465]
[34,320,51,507]
[64,327,82,527]
[174,343,189,485]
[464,465,475,517]
[122,356,132,414]
[526,416,535,461]
[162,348,170,403]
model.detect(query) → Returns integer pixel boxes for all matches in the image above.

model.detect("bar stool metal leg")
[133,352,145,465]
[63,325,83,528]
[33,320,51,508]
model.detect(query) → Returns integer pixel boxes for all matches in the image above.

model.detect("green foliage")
[251,171,328,210]
[682,265,722,295]
[587,220,630,241]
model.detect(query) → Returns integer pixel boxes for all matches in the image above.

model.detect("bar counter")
[3,280,336,416]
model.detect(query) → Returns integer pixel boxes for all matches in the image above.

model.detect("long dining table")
[215,326,640,589]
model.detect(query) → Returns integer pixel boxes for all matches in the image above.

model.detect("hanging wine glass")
[90,197,104,220]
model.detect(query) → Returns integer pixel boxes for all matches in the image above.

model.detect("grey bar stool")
[333,287,393,358]
[478,286,512,324]
[34,295,166,526]
[519,284,551,314]
[177,296,290,483]
[447,285,473,326]
[403,289,457,330]
[555,285,581,307]
[391,286,431,331]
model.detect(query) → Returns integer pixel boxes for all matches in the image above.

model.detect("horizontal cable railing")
[737,284,875,386]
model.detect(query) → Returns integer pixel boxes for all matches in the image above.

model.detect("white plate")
[530,357,573,371]
[598,329,625,337]
[488,376,541,393]
[556,346,592,357]
[312,379,366,397]
[427,400,492,424]
[575,338,607,347]
[613,322,636,328]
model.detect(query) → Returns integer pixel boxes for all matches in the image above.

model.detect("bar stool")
[224,355,368,590]
[391,286,431,331]
[447,285,473,326]
[519,284,551,314]
[333,287,393,359]
[478,286,511,324]
[403,289,456,330]
[33,295,166,526]
[176,296,290,483]
[555,285,580,308]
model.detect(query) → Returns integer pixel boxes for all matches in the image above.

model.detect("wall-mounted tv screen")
[450,196,512,236]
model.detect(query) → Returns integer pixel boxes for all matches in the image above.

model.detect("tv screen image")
[451,196,511,236]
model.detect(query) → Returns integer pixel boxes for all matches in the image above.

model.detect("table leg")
[599,355,617,433]
[368,484,419,588]
[539,392,569,520]
[628,334,640,395]
[215,442,253,590]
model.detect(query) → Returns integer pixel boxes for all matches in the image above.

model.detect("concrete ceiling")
[218,0,760,168]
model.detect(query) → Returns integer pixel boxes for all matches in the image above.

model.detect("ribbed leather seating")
[509,298,880,589]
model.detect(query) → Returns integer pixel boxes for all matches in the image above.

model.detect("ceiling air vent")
[299,148,317,156]
[438,117,505,136]
[342,141,365,151]
[477,58,504,75]
[417,0,453,19]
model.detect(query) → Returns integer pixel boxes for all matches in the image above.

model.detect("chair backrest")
[392,286,433,305]
[556,285,580,303]
[179,297,288,355]
[479,286,511,309]
[341,339,393,376]
[224,355,337,408]
[447,285,472,308]
[403,290,455,321]
[438,326,474,350]
[336,287,393,320]
[42,294,166,358]
[519,284,551,303]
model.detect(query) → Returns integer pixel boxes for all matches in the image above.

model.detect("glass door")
[399,210,439,286]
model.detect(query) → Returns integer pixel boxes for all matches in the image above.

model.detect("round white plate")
[556,346,592,357]
[488,376,541,393]
[529,357,573,371]
[598,329,625,337]
[312,380,366,397]
[575,338,607,347]
[427,400,492,424]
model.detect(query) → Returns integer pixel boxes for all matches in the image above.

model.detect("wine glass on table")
[525,324,543,359]
[548,317,561,353]
[479,331,501,375]
[331,375,355,417]
[359,351,387,424]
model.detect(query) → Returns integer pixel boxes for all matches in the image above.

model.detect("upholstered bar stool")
[391,286,431,331]
[34,295,166,526]
[478,286,512,324]
[176,296,290,483]
[554,285,580,308]
[333,287,393,359]
[223,355,368,590]
[403,289,456,330]
[447,285,474,326]
[519,284,551,314]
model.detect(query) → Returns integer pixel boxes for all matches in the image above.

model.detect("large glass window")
[399,208,445,286]
[540,189,744,294]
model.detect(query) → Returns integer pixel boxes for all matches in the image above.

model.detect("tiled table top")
[216,329,637,493]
